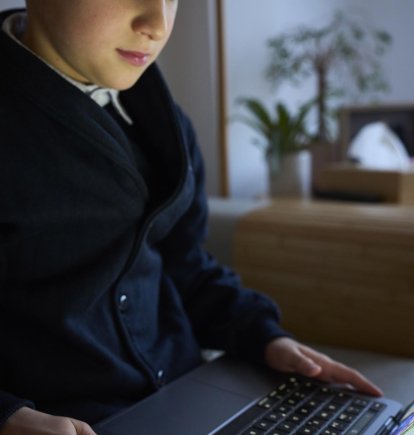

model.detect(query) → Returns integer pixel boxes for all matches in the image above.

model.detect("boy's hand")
[265,337,383,397]
[0,407,97,435]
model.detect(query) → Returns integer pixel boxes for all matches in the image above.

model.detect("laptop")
[93,355,414,435]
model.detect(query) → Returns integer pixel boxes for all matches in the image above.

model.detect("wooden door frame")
[216,0,230,196]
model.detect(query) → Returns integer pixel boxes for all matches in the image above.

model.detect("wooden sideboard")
[233,199,414,358]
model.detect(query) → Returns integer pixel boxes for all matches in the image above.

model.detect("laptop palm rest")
[93,357,279,435]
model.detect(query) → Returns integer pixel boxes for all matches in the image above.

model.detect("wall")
[2,0,24,9]
[158,0,221,196]
[225,0,414,198]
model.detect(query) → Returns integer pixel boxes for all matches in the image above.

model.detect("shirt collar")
[2,12,133,125]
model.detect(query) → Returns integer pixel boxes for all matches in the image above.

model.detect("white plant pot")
[268,150,312,198]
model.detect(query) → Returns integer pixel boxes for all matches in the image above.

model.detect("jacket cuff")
[0,391,35,428]
[234,316,294,365]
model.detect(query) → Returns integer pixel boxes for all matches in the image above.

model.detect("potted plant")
[236,97,314,197]
[237,9,392,197]
[265,9,392,143]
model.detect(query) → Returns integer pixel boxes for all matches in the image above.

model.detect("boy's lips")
[116,48,151,66]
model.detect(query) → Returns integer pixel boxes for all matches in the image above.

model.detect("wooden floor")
[233,199,414,358]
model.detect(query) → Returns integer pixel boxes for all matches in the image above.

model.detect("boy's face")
[23,0,178,90]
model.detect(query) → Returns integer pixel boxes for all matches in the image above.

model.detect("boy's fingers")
[283,347,323,377]
[70,419,97,435]
[300,347,383,397]
[265,338,383,397]
[321,363,383,397]
[294,355,323,378]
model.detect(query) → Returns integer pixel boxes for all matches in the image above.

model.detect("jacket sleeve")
[0,391,34,428]
[159,108,291,364]
[0,252,35,427]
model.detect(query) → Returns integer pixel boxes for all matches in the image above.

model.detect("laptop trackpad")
[94,378,253,435]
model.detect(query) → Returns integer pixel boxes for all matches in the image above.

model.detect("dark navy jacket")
[0,9,287,426]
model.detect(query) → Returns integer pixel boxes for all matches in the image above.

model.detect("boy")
[0,1,381,434]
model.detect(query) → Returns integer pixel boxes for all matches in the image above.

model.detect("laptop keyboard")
[216,375,385,435]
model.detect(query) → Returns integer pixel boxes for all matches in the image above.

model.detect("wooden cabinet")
[233,199,414,357]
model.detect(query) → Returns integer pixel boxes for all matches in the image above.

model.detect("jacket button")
[119,294,128,312]
[156,369,165,387]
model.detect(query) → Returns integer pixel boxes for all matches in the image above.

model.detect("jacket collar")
[2,11,132,125]
[0,8,187,192]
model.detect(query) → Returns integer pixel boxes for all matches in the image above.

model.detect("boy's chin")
[103,73,146,91]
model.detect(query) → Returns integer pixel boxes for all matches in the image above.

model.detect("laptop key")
[275,404,292,414]
[253,419,273,431]
[307,418,324,428]
[277,383,294,396]
[242,428,265,435]
[345,410,379,434]
[287,413,307,424]
[315,410,335,420]
[287,396,302,406]
[345,405,364,416]
[264,411,283,423]
[333,392,352,404]
[352,398,369,407]
[331,420,348,431]
[269,389,287,401]
[302,381,320,392]
[342,412,359,424]
[297,406,312,416]
[319,386,336,395]
[257,396,276,410]
[326,402,341,413]
[276,421,297,432]
[293,390,308,400]
[370,402,385,412]
[322,429,341,435]
[305,399,322,411]
[299,427,318,434]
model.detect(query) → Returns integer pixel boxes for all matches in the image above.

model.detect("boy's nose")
[132,0,169,41]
